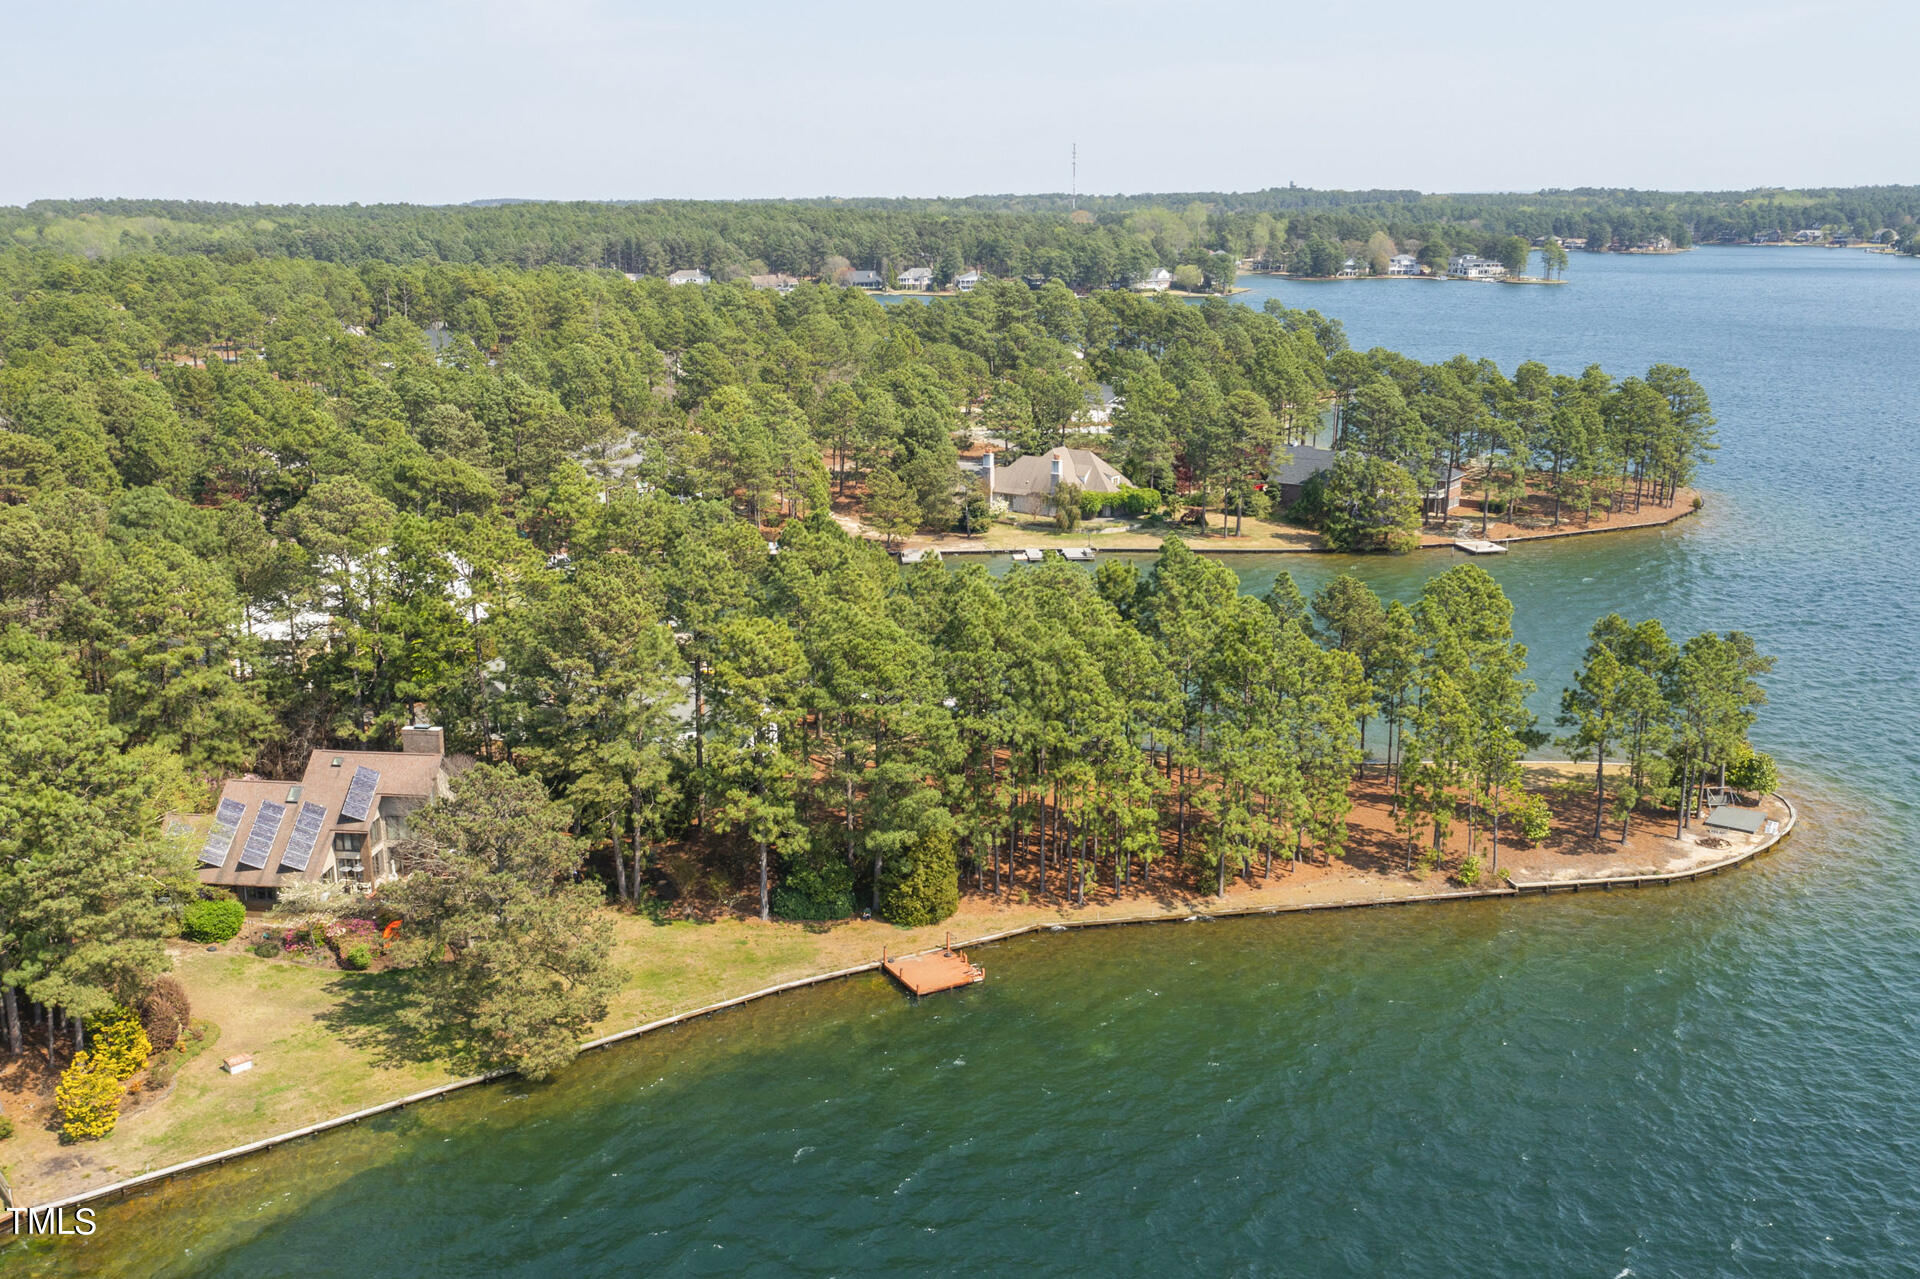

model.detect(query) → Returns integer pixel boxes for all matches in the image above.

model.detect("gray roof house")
[1270,444,1340,508]
[988,447,1132,515]
[896,267,934,290]
[748,272,799,292]
[953,269,982,292]
[842,269,884,290]
[668,269,711,286]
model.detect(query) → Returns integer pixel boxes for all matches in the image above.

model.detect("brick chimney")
[401,724,444,756]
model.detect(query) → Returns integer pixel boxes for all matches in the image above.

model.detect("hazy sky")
[6,0,1914,205]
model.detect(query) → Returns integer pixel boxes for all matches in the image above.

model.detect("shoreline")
[908,493,1701,557]
[4,785,1796,1225]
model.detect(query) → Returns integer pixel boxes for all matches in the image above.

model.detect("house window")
[337,857,364,882]
[333,832,365,854]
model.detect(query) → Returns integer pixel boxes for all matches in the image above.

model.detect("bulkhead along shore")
[2,759,1795,1215]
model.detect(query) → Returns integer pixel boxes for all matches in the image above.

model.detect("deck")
[1453,537,1508,555]
[882,940,985,996]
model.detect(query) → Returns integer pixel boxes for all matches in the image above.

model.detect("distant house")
[1448,254,1507,280]
[1559,236,1588,250]
[1021,273,1048,291]
[1133,267,1173,292]
[1270,444,1340,509]
[1793,228,1823,243]
[896,266,934,290]
[1339,257,1363,277]
[987,447,1133,516]
[1076,383,1120,431]
[842,269,885,290]
[748,272,799,292]
[1387,254,1422,276]
[194,727,460,905]
[1270,445,1463,520]
[1423,466,1468,519]
[953,269,982,292]
[668,269,711,286]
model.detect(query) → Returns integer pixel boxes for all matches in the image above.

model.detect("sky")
[5,0,1915,206]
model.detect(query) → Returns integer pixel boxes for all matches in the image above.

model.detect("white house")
[953,269,982,292]
[668,269,711,286]
[1448,254,1507,280]
[987,447,1133,516]
[1388,254,1422,276]
[896,266,934,290]
[1133,267,1174,292]
[1339,257,1363,277]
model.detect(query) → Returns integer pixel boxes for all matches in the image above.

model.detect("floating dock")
[1453,538,1508,555]
[1060,547,1097,562]
[882,936,985,996]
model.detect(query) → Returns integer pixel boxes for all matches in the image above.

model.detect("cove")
[20,248,1920,1277]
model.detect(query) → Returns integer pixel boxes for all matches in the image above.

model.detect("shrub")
[1457,854,1483,887]
[340,942,374,971]
[55,1052,121,1142]
[772,855,859,922]
[250,937,281,958]
[1508,792,1552,843]
[181,896,245,943]
[879,828,959,928]
[141,977,191,1052]
[0,1115,13,1140]
[272,879,352,922]
[1113,485,1162,519]
[1727,751,1778,798]
[88,1006,151,1081]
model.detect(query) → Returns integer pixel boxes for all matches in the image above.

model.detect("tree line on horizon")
[6,186,1917,288]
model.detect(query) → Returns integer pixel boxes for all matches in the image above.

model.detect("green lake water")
[19,249,1920,1276]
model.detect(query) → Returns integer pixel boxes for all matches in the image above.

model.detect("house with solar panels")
[195,725,457,906]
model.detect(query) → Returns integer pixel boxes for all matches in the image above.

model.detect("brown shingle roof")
[200,748,446,890]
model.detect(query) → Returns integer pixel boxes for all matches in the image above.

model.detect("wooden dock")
[882,936,985,996]
[1453,537,1508,555]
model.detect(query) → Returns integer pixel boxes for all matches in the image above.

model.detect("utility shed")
[1704,806,1766,834]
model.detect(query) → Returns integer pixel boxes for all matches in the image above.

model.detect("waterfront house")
[1133,268,1174,292]
[748,272,799,292]
[668,269,711,286]
[1793,228,1822,243]
[987,447,1132,516]
[1387,254,1422,276]
[1022,273,1048,291]
[897,266,934,290]
[1448,254,1507,280]
[1270,444,1339,509]
[841,268,884,290]
[953,269,982,292]
[194,726,460,906]
[1423,465,1468,519]
[1339,257,1363,277]
[1269,445,1465,520]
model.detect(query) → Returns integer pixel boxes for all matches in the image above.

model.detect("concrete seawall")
[7,789,1796,1224]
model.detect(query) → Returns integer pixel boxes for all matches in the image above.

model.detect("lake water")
[20,249,1920,1276]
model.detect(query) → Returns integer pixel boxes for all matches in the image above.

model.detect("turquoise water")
[21,250,1920,1276]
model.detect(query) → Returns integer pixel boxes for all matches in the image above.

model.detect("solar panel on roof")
[339,765,380,822]
[238,800,287,869]
[199,797,248,867]
[279,801,328,873]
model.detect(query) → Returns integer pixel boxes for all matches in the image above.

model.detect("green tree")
[387,764,622,1079]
